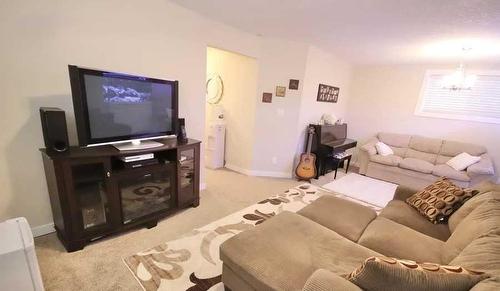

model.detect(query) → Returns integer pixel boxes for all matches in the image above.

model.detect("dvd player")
[119,153,154,163]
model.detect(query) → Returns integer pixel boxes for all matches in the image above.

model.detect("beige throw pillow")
[447,152,481,171]
[346,256,489,291]
[375,142,394,156]
[406,178,478,224]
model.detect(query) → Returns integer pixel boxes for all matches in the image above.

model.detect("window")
[416,70,500,124]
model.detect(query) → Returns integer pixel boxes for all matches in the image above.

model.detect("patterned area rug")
[123,183,381,291]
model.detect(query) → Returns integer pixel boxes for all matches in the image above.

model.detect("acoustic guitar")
[295,127,317,181]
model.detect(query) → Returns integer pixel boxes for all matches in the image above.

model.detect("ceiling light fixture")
[441,48,476,91]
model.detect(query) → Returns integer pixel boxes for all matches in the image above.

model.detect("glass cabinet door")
[178,147,196,205]
[117,168,173,224]
[70,162,110,230]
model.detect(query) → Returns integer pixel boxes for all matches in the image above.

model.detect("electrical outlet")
[272,157,278,164]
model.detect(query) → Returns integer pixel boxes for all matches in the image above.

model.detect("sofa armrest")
[467,154,495,176]
[393,185,420,201]
[358,137,379,175]
[302,269,362,291]
[359,137,379,156]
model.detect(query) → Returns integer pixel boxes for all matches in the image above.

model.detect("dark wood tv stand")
[40,138,201,252]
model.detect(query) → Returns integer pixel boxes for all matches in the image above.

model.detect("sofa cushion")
[379,200,450,241]
[358,217,445,263]
[440,140,487,157]
[406,178,478,224]
[443,199,500,263]
[467,154,495,176]
[377,132,411,148]
[409,136,443,154]
[473,180,500,195]
[432,164,471,182]
[220,211,380,291]
[448,191,500,233]
[390,146,407,157]
[451,231,500,291]
[370,154,403,167]
[450,230,500,277]
[302,269,362,291]
[367,161,470,189]
[405,149,438,164]
[298,195,377,242]
[435,155,452,165]
[347,256,489,291]
[400,157,434,174]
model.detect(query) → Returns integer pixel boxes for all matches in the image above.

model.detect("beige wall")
[0,0,263,231]
[251,39,309,176]
[347,64,500,179]
[206,47,258,170]
[295,46,353,155]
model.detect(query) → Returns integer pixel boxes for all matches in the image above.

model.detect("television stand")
[113,139,165,151]
[40,138,201,252]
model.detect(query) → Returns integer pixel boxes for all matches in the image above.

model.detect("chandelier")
[441,63,477,91]
[441,47,477,90]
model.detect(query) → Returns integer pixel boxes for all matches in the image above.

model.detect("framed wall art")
[262,92,272,103]
[289,79,299,90]
[316,84,339,103]
[276,86,286,97]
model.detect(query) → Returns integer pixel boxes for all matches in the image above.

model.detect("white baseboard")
[225,163,253,176]
[225,164,292,178]
[32,222,55,237]
[250,169,293,178]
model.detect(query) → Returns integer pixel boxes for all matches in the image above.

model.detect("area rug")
[322,173,397,208]
[123,183,381,291]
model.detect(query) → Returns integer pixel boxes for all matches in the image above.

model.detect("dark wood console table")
[40,138,200,252]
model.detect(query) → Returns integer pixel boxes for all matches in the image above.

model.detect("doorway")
[205,47,258,172]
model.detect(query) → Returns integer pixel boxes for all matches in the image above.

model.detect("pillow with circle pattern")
[406,177,479,224]
[346,256,489,291]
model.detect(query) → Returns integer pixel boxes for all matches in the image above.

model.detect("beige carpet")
[34,168,301,291]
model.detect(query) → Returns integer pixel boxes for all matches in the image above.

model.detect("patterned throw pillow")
[346,256,489,291]
[406,178,478,224]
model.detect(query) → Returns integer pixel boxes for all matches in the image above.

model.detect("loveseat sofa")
[219,182,500,290]
[358,132,495,189]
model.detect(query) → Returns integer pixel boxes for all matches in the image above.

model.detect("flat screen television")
[68,65,178,150]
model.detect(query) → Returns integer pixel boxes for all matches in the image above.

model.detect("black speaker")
[177,118,188,143]
[40,107,69,152]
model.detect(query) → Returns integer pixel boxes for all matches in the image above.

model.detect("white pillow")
[446,152,481,171]
[375,142,394,156]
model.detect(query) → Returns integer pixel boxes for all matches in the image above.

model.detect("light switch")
[277,108,285,117]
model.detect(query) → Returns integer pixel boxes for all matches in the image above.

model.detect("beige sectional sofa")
[358,132,495,189]
[220,182,500,290]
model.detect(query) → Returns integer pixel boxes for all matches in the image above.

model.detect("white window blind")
[416,70,500,124]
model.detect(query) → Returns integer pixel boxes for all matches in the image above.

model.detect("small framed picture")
[289,79,299,90]
[262,92,272,103]
[276,86,286,97]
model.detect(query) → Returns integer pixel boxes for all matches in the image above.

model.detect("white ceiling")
[171,0,500,64]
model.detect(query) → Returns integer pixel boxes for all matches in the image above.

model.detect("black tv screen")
[69,65,178,146]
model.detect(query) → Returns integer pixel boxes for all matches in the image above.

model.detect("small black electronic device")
[40,107,69,153]
[178,118,188,143]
